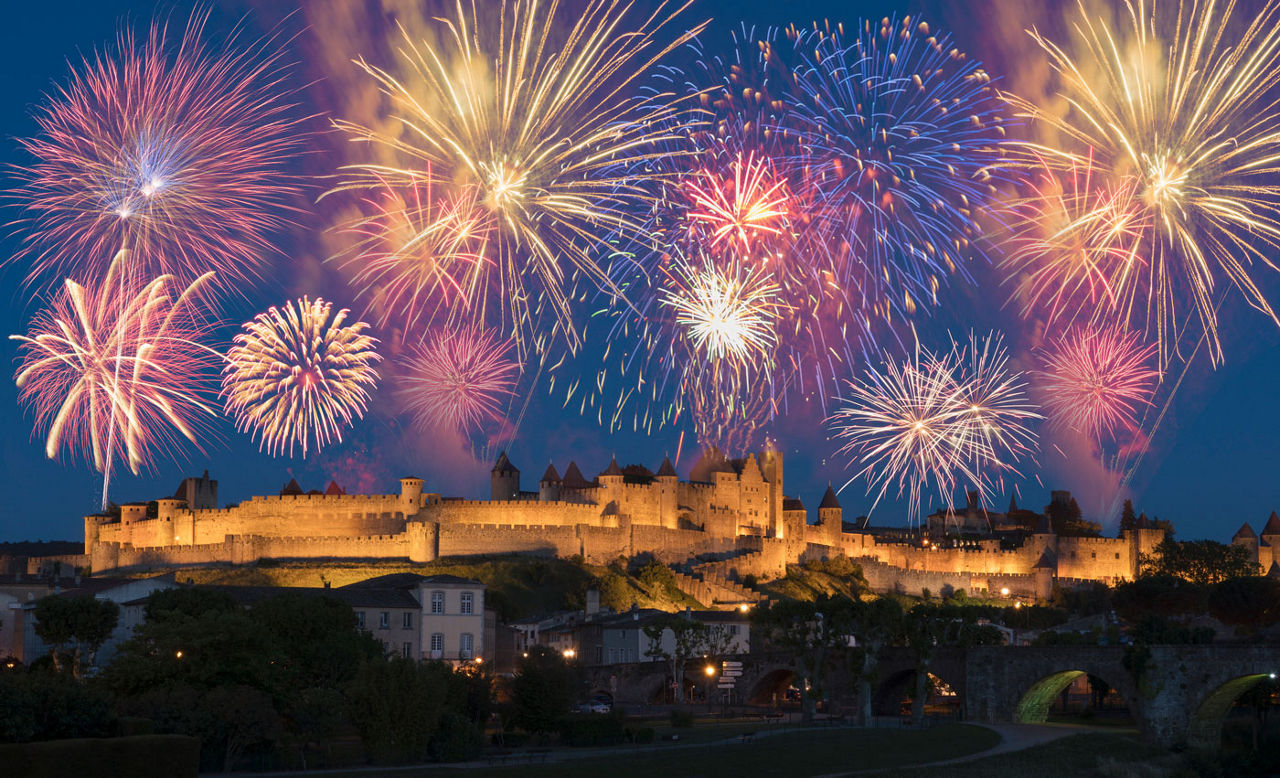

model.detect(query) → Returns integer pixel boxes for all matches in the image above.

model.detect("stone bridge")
[585,644,1280,748]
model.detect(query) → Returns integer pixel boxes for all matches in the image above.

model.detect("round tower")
[538,463,562,502]
[400,476,425,516]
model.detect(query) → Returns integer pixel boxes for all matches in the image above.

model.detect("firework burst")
[9,10,305,294]
[337,176,493,335]
[10,252,220,508]
[398,326,519,434]
[222,297,381,458]
[1007,0,1280,364]
[660,253,784,366]
[686,152,790,253]
[787,16,1009,321]
[1037,326,1160,440]
[832,332,1038,519]
[327,0,706,351]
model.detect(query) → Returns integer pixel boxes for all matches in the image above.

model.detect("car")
[574,699,612,714]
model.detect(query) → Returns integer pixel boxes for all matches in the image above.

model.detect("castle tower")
[1260,512,1280,573]
[818,485,843,546]
[154,498,186,545]
[656,456,678,529]
[758,445,785,538]
[400,477,424,516]
[1232,521,1259,572]
[598,457,624,510]
[539,463,562,502]
[1122,512,1165,580]
[491,452,520,501]
[175,470,218,511]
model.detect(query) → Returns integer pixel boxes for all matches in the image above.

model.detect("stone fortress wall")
[74,451,1271,599]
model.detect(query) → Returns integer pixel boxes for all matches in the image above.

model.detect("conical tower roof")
[563,461,591,488]
[819,485,841,510]
[656,455,677,477]
[1234,522,1258,540]
[1263,511,1280,536]
[602,457,623,477]
[492,451,516,473]
[540,463,561,483]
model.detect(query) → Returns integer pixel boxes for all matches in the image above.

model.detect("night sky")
[2,0,1279,545]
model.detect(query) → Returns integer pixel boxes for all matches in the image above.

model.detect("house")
[339,573,487,663]
[598,607,752,666]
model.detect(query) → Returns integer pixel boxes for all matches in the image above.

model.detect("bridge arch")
[747,667,794,705]
[1014,669,1134,724]
[1187,673,1274,749]
[873,669,964,717]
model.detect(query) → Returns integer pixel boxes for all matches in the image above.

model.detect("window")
[728,625,739,636]
[431,591,445,614]
[595,646,603,664]
[460,632,474,657]
[403,612,413,630]
[1115,553,1121,559]
[355,611,366,628]
[460,592,473,615]
[379,611,390,630]
[1091,552,1097,559]
[430,633,444,652]
[402,642,412,658]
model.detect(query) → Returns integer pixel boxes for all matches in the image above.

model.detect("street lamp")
[563,648,576,660]
[704,664,717,713]
[1000,587,1010,597]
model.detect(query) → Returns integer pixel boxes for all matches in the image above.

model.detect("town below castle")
[36,447,1272,605]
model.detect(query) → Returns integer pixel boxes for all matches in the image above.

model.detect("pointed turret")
[562,461,592,490]
[492,451,515,473]
[281,478,303,496]
[540,463,561,483]
[656,456,677,478]
[324,480,345,496]
[1234,523,1258,540]
[1008,495,1019,514]
[490,452,520,500]
[601,457,623,477]
[538,462,562,502]
[1263,511,1280,537]
[820,485,841,510]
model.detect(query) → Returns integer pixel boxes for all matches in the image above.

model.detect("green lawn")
[888,732,1178,778]
[305,723,1000,778]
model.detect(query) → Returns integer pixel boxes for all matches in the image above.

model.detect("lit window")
[403,612,413,630]
[431,591,445,614]
[461,592,473,615]
[430,633,444,652]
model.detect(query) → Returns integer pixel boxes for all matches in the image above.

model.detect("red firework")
[1037,326,1160,440]
[686,152,789,253]
[398,327,520,434]
[10,10,305,294]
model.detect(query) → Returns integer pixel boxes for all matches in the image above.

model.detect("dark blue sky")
[2,0,1278,545]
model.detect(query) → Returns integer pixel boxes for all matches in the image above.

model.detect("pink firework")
[686,152,790,253]
[1037,326,1160,440]
[10,10,305,294]
[335,176,494,334]
[398,327,519,433]
[9,253,221,508]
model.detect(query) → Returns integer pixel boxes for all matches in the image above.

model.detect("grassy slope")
[160,555,702,620]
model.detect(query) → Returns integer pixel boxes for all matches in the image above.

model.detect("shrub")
[428,712,484,762]
[0,671,114,743]
[669,710,695,728]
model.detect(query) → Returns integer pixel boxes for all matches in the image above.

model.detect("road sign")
[717,681,736,689]
[722,661,743,668]
[721,670,742,677]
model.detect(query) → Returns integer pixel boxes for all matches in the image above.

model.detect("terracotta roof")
[1264,511,1280,536]
[541,463,561,483]
[819,485,841,510]
[656,456,677,477]
[325,480,346,496]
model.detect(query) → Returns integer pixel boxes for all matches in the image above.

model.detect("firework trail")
[659,252,784,367]
[222,297,381,458]
[832,332,1038,520]
[398,326,519,435]
[1006,0,1280,365]
[9,10,305,295]
[10,252,220,508]
[1037,326,1160,441]
[327,0,706,353]
[787,16,1009,326]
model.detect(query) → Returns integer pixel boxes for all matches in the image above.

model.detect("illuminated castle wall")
[79,451,1197,599]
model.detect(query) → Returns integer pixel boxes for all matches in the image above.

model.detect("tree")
[752,596,855,722]
[510,645,574,735]
[33,594,119,677]
[1112,574,1207,623]
[248,592,384,691]
[1139,538,1259,584]
[847,597,903,725]
[1119,500,1137,531]
[1208,576,1280,634]
[1046,496,1102,537]
[345,657,451,763]
[643,614,733,705]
